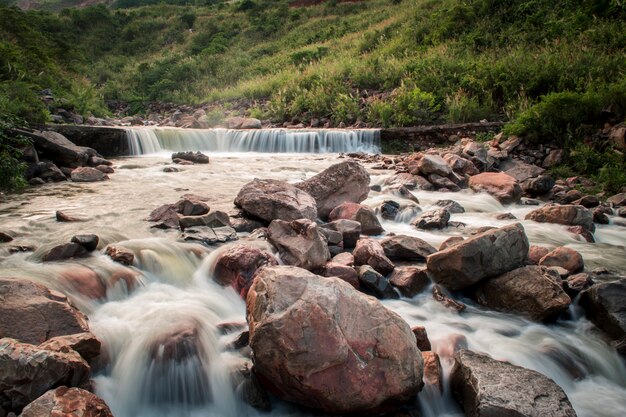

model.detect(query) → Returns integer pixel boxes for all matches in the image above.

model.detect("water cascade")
[126,127,381,155]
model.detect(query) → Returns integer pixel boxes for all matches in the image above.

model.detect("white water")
[126,127,381,155]
[1,153,625,417]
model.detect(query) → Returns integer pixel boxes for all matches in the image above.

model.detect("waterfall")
[125,127,381,155]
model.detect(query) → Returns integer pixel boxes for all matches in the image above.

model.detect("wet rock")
[386,184,419,203]
[353,238,395,275]
[432,285,466,312]
[502,160,544,182]
[58,265,106,299]
[148,205,181,229]
[566,225,595,243]
[230,217,265,233]
[418,154,452,177]
[607,192,626,207]
[181,226,238,245]
[42,243,88,262]
[475,266,571,321]
[318,227,343,246]
[38,332,101,363]
[357,266,398,299]
[412,326,431,351]
[521,174,555,196]
[564,273,594,297]
[234,363,271,411]
[321,262,359,289]
[0,231,13,242]
[525,204,595,233]
[55,211,83,223]
[579,279,626,355]
[443,153,479,176]
[412,208,450,230]
[439,236,464,250]
[414,174,435,191]
[427,223,529,291]
[528,245,550,265]
[435,199,465,214]
[20,386,114,417]
[572,195,599,208]
[495,212,517,220]
[380,200,400,220]
[469,172,522,204]
[428,174,460,191]
[213,245,277,298]
[235,179,317,223]
[95,165,114,174]
[88,156,112,167]
[389,267,431,297]
[0,277,89,345]
[328,202,384,235]
[267,219,330,271]
[451,350,577,417]
[539,247,584,274]
[171,151,209,164]
[163,166,179,173]
[179,211,230,230]
[422,351,444,393]
[26,161,66,182]
[247,266,422,413]
[380,235,436,262]
[28,130,95,167]
[70,234,99,252]
[617,207,626,218]
[296,160,370,220]
[104,245,134,265]
[556,189,584,205]
[0,339,91,413]
[70,167,108,182]
[322,219,361,247]
[172,197,210,216]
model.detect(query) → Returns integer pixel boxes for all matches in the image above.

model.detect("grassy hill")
[1,0,625,190]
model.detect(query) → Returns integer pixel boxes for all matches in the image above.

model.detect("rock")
[322,219,361,247]
[88,156,112,167]
[386,183,419,203]
[318,227,343,246]
[418,154,452,177]
[499,135,523,153]
[432,285,466,312]
[543,149,565,168]
[104,245,134,265]
[427,223,529,291]
[0,231,13,242]
[353,238,395,275]
[296,161,370,220]
[267,219,330,271]
[247,266,422,413]
[321,262,359,289]
[179,211,230,230]
[0,277,89,345]
[608,124,626,150]
[0,339,91,413]
[451,350,577,417]
[171,151,209,164]
[28,130,96,167]
[38,332,101,363]
[607,192,626,207]
[525,204,595,233]
[439,236,464,250]
[328,202,384,235]
[528,245,550,265]
[70,234,99,252]
[26,161,66,182]
[95,165,114,174]
[564,273,593,297]
[556,189,584,205]
[414,175,435,191]
[443,153,479,176]
[172,197,210,216]
[495,212,516,220]
[475,266,571,321]
[163,166,179,173]
[579,279,626,355]
[58,266,106,300]
[181,226,238,245]
[213,245,277,298]
[389,267,431,297]
[521,175,555,196]
[55,211,83,223]
[380,235,436,261]
[572,195,599,208]
[539,247,584,274]
[412,326,431,351]
[422,351,444,393]
[469,172,522,204]
[231,217,265,233]
[380,200,400,220]
[356,266,398,299]
[20,387,113,417]
[617,207,626,218]
[435,199,465,213]
[412,208,450,230]
[428,174,460,191]
[148,205,181,229]
[235,179,317,222]
[502,160,545,182]
[41,243,88,262]
[70,167,108,182]
[566,226,595,243]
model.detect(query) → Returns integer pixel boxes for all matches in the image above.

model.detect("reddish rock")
[322,262,359,289]
[267,219,330,271]
[469,172,522,204]
[412,326,431,351]
[70,167,108,182]
[328,202,384,235]
[41,243,88,262]
[104,245,134,266]
[0,277,89,345]
[389,267,431,297]
[322,219,361,247]
[439,236,464,250]
[213,245,278,298]
[38,332,101,363]
[412,208,450,230]
[443,153,479,176]
[432,285,466,312]
[59,266,106,299]
[55,211,84,223]
[296,160,370,220]
[380,235,437,262]
[528,245,550,265]
[567,225,595,243]
[418,154,452,177]
[172,197,210,216]
[247,266,423,413]
[607,192,626,208]
[353,238,395,275]
[331,252,354,266]
[20,387,113,417]
[539,247,584,274]
[525,204,595,233]
[171,151,209,164]
[357,266,398,299]
[422,351,444,393]
[564,273,594,297]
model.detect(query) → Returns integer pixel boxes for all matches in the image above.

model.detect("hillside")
[1,0,625,190]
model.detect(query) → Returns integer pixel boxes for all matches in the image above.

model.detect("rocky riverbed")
[1,136,626,417]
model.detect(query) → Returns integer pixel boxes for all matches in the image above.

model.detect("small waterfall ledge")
[125,127,381,155]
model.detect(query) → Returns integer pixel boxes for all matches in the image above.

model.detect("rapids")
[1,150,625,417]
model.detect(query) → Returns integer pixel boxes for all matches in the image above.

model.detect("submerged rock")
[451,350,577,417]
[41,243,88,262]
[267,219,330,271]
[171,151,209,164]
[296,160,370,219]
[104,245,135,266]
[247,266,423,413]
[20,386,114,417]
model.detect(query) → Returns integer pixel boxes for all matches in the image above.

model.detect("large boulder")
[246,266,423,413]
[234,179,317,222]
[28,130,96,166]
[171,151,209,164]
[0,277,89,345]
[475,266,571,321]
[20,387,114,417]
[296,160,370,219]
[267,219,330,271]
[380,235,437,261]
[213,245,278,298]
[353,238,395,275]
[328,202,384,235]
[469,172,522,204]
[579,279,626,355]
[426,223,529,291]
[451,350,577,417]
[417,154,452,177]
[539,247,584,274]
[525,204,595,233]
[0,339,91,413]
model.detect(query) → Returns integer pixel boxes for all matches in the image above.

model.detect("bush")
[367,84,440,127]
[0,114,30,192]
[446,89,492,123]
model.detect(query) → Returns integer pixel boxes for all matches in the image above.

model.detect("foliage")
[0,114,30,192]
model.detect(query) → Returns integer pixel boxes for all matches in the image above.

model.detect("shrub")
[446,89,492,123]
[0,114,30,192]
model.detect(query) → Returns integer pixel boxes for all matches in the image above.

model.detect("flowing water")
[1,129,625,417]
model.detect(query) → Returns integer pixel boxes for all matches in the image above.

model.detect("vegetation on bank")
[0,0,625,192]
